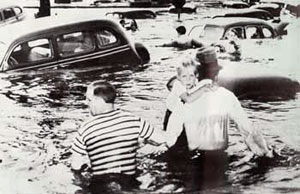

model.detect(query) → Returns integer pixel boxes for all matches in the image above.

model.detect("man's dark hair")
[176,26,186,35]
[92,82,116,103]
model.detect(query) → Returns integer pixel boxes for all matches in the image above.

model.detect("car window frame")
[222,26,245,40]
[260,25,275,38]
[55,30,97,59]
[3,7,16,21]
[12,6,23,17]
[94,27,121,50]
[245,25,263,39]
[5,37,55,70]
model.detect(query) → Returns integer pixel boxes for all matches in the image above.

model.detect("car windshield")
[201,25,224,41]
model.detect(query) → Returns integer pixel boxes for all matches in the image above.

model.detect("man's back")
[182,86,235,150]
[72,109,153,176]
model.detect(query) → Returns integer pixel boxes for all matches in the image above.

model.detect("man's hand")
[139,143,168,156]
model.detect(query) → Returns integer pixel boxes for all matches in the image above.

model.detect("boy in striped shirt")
[71,81,167,192]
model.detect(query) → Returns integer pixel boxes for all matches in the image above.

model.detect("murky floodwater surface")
[0,6,300,194]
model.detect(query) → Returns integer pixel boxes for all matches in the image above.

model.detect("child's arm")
[179,83,212,103]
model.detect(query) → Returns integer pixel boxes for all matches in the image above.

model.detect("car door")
[5,38,55,71]
[55,27,140,69]
[242,24,276,59]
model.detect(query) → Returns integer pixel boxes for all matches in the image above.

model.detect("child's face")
[178,66,198,90]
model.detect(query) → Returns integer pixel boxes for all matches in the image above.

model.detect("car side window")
[224,27,244,40]
[3,8,16,20]
[261,27,273,38]
[8,38,53,68]
[57,31,95,57]
[245,26,262,39]
[13,7,23,16]
[95,29,118,48]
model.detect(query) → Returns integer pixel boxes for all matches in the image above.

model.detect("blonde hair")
[175,54,199,77]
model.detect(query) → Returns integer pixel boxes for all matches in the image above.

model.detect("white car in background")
[0,2,27,27]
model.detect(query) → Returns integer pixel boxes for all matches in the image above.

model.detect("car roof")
[225,8,271,14]
[223,1,249,5]
[213,8,272,17]
[251,3,280,9]
[205,17,271,27]
[0,16,120,45]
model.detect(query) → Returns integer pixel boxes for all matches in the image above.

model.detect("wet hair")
[89,81,116,103]
[175,55,199,77]
[176,26,186,35]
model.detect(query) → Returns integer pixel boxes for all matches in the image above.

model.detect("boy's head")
[175,55,199,90]
[176,26,186,35]
[86,81,116,115]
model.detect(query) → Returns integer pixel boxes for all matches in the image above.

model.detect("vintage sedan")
[250,3,282,17]
[0,2,27,27]
[188,17,287,43]
[212,8,274,20]
[105,10,156,19]
[222,1,250,9]
[0,16,150,72]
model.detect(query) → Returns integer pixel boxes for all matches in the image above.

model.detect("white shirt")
[165,79,254,151]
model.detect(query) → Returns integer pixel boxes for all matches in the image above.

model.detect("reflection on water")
[0,6,300,194]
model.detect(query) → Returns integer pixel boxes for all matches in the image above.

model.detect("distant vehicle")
[129,0,170,7]
[222,1,250,9]
[169,4,197,14]
[129,0,152,7]
[0,17,150,72]
[91,0,116,5]
[212,8,274,20]
[251,3,282,17]
[0,2,27,27]
[105,10,156,19]
[189,17,288,43]
[197,0,223,8]
[260,0,285,8]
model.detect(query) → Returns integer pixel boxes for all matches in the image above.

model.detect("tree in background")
[172,0,186,21]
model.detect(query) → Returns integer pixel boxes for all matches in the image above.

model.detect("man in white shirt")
[164,46,273,188]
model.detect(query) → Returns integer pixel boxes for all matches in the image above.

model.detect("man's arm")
[229,94,273,157]
[192,39,204,48]
[157,41,177,47]
[180,80,214,103]
[179,83,212,103]
[71,131,90,171]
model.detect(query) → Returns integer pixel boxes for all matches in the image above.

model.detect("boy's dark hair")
[176,26,186,35]
[92,82,116,103]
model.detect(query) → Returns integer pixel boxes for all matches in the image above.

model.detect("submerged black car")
[0,16,150,72]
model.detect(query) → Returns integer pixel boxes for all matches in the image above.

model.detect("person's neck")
[93,104,115,116]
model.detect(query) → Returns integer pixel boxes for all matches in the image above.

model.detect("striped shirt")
[72,109,154,176]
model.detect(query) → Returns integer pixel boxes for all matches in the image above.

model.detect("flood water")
[0,6,300,194]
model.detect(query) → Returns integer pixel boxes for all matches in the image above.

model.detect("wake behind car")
[0,2,27,27]
[0,16,150,72]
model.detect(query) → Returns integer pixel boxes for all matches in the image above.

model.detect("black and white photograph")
[0,0,299,193]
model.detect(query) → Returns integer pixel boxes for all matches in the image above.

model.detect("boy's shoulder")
[171,79,186,95]
[215,86,237,99]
